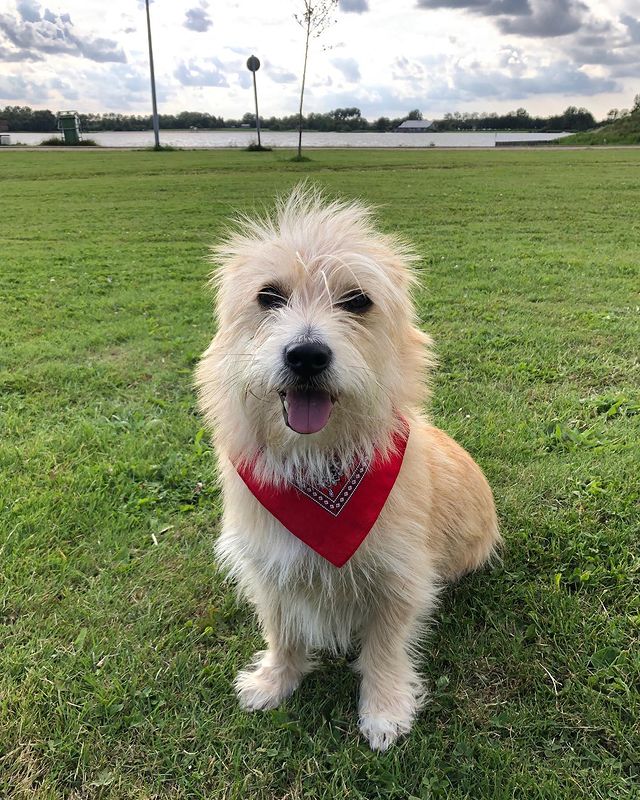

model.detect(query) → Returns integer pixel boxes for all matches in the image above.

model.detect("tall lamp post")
[246,55,261,148]
[145,0,161,149]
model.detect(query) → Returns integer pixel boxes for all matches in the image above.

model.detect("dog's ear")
[395,325,434,410]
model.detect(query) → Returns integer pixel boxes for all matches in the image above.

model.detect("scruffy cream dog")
[196,186,500,751]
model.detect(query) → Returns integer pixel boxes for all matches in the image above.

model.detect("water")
[7,129,572,148]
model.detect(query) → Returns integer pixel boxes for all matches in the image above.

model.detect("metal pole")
[145,0,161,149]
[252,71,261,148]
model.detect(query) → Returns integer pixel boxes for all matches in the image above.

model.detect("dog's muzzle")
[278,340,336,434]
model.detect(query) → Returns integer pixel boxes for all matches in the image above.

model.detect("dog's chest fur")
[216,471,413,653]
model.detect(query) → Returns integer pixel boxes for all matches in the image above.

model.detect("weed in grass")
[544,420,606,451]
[587,394,640,418]
[39,136,100,146]
[245,142,273,152]
[146,144,183,151]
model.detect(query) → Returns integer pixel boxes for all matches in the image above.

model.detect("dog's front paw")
[358,711,413,752]
[235,652,303,711]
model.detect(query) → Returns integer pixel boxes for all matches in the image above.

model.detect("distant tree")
[563,106,595,131]
[30,109,57,132]
[307,111,330,131]
[294,0,338,158]
[607,109,620,122]
[407,109,423,120]
[633,94,640,112]
[332,107,361,121]
[330,107,364,130]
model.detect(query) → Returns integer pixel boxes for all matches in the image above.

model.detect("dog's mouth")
[278,388,336,435]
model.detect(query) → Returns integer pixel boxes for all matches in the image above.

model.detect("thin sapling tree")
[294,0,338,159]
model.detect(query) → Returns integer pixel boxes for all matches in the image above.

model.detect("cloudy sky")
[1,0,639,120]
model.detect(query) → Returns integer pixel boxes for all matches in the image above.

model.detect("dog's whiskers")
[247,386,272,404]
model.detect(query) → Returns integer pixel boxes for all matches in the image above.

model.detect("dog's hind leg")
[235,598,315,712]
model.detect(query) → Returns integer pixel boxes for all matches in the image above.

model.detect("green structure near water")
[57,110,82,144]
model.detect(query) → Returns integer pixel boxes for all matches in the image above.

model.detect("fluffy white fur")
[195,185,501,751]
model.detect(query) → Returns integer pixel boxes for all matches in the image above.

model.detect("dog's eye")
[338,292,373,313]
[257,286,287,309]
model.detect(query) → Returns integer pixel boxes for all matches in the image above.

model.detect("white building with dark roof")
[396,119,434,132]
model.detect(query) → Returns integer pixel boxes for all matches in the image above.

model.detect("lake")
[8,129,572,148]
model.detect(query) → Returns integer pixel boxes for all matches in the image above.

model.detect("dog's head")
[196,185,432,483]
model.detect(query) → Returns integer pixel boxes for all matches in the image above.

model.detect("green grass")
[1,148,638,799]
[559,109,640,145]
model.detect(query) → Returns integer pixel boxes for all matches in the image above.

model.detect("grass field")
[1,148,639,799]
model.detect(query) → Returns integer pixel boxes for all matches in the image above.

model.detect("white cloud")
[331,56,361,82]
[339,0,370,12]
[266,64,297,84]
[184,3,212,33]
[175,58,229,88]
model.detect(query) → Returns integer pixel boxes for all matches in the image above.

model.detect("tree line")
[0,104,608,134]
[430,106,596,132]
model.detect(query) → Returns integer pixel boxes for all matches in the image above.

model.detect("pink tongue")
[285,389,334,434]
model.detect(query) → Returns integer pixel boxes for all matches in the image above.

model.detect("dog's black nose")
[285,341,332,379]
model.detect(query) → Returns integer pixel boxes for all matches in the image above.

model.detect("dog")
[195,185,500,751]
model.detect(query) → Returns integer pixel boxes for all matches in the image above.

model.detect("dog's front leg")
[354,598,427,751]
[235,597,314,712]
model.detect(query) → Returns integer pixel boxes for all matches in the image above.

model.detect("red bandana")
[235,422,410,567]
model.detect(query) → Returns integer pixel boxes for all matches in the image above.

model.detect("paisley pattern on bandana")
[291,459,368,517]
